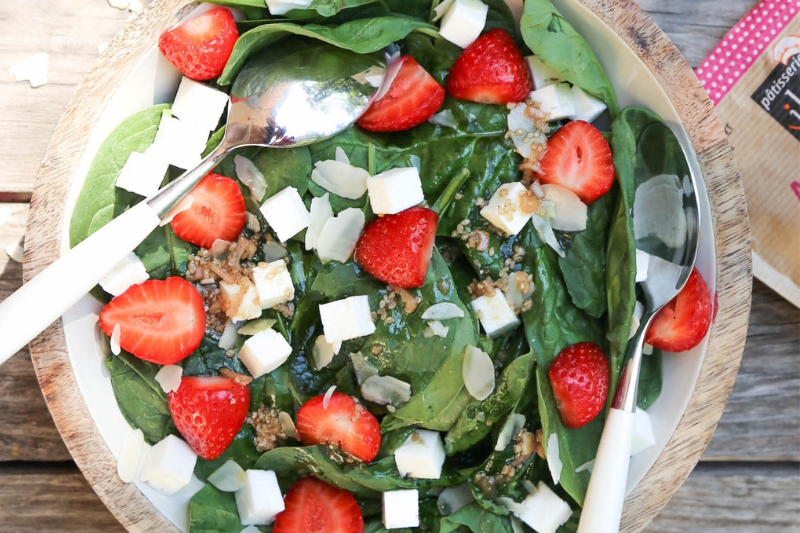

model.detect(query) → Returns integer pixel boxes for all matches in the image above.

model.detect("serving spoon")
[0,41,384,365]
[577,122,700,533]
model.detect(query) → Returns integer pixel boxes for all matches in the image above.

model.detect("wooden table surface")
[0,0,798,531]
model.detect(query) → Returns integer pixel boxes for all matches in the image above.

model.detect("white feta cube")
[541,183,587,232]
[571,85,607,124]
[480,182,536,236]
[515,482,573,533]
[146,114,208,170]
[316,208,365,263]
[631,408,656,456]
[312,334,341,370]
[235,470,285,526]
[394,429,446,480]
[471,291,520,338]
[139,435,197,495]
[238,329,292,379]
[439,0,488,49]
[525,55,564,90]
[115,151,169,198]
[529,83,575,122]
[99,251,149,296]
[220,278,262,322]
[171,77,229,132]
[252,260,295,309]
[383,489,420,529]
[319,295,376,344]
[117,428,145,484]
[208,459,247,492]
[260,186,310,243]
[367,167,425,215]
[265,0,313,15]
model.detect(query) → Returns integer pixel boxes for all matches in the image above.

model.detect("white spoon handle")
[0,202,160,365]
[577,407,635,533]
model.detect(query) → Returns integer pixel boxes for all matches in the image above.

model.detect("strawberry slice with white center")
[295,392,381,463]
[273,477,365,533]
[645,267,712,352]
[98,277,205,365]
[357,55,445,132]
[171,173,246,249]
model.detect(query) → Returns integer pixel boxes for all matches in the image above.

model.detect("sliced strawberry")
[445,28,531,105]
[646,268,712,352]
[99,277,205,365]
[158,7,239,81]
[295,393,381,463]
[537,120,614,204]
[171,173,246,249]
[549,342,609,429]
[357,55,445,132]
[273,477,365,533]
[168,376,250,460]
[353,206,438,289]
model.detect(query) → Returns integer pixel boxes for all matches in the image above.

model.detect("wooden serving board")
[22,0,752,531]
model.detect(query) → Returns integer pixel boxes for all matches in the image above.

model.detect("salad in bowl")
[66,0,714,531]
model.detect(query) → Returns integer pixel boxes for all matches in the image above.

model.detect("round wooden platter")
[24,0,752,531]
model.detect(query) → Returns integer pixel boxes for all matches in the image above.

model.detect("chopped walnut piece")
[389,285,419,314]
[219,368,253,386]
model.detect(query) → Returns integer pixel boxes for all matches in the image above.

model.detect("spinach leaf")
[558,188,615,318]
[439,502,513,533]
[69,104,169,247]
[637,349,663,410]
[288,0,381,18]
[194,425,263,482]
[106,352,176,445]
[188,484,264,533]
[182,335,250,377]
[519,0,618,118]
[134,224,196,280]
[218,17,437,85]
[214,145,312,201]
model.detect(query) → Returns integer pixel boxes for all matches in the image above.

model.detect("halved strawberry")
[357,55,445,132]
[537,120,614,204]
[158,7,239,81]
[273,477,364,533]
[295,393,381,463]
[171,173,246,249]
[354,206,438,289]
[445,28,531,105]
[646,268,712,352]
[549,342,609,429]
[168,376,250,460]
[99,277,205,365]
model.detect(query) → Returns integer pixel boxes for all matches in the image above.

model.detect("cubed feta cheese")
[146,114,208,170]
[541,183,587,232]
[260,186,310,242]
[115,151,169,198]
[220,278,262,322]
[139,435,197,495]
[571,85,607,124]
[367,167,425,215]
[383,489,420,529]
[208,459,247,492]
[171,77,229,132]
[316,208,365,263]
[480,182,537,236]
[529,83,576,122]
[471,291,520,338]
[631,408,656,456]
[265,0,313,15]
[99,251,149,296]
[311,160,369,199]
[525,55,564,90]
[312,334,341,370]
[319,295,376,344]
[235,470,285,526]
[252,260,294,309]
[394,430,446,479]
[238,329,292,379]
[439,0,488,48]
[515,482,573,533]
[117,428,145,484]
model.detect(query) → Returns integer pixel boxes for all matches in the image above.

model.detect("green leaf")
[637,349,663,410]
[69,104,169,247]
[134,225,196,280]
[194,425,263,482]
[218,17,437,85]
[189,484,264,533]
[519,0,618,118]
[106,352,177,445]
[182,335,251,377]
[289,0,380,18]
[439,502,513,533]
[213,145,312,201]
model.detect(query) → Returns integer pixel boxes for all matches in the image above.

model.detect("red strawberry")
[445,29,531,105]
[168,376,250,460]
[158,7,239,81]
[273,477,364,533]
[537,120,614,204]
[295,392,381,463]
[357,55,445,132]
[99,277,205,365]
[171,173,246,249]
[646,268,712,352]
[549,342,609,429]
[354,206,438,289]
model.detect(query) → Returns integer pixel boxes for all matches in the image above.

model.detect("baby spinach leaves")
[188,484,255,533]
